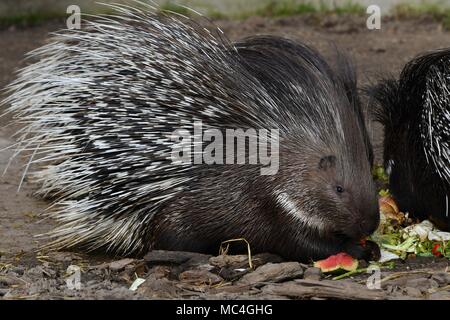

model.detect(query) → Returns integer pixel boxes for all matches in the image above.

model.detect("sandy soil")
[0,15,449,300]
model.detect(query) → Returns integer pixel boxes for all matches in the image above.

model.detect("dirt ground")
[0,15,449,300]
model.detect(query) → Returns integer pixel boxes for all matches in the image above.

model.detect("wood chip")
[263,279,386,300]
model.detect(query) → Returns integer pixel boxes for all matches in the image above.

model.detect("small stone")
[109,258,136,271]
[25,266,45,278]
[429,290,450,300]
[218,267,249,282]
[431,272,450,286]
[0,288,10,296]
[404,286,423,298]
[385,285,395,294]
[303,267,322,281]
[125,261,146,277]
[11,266,25,276]
[179,270,223,286]
[238,262,303,286]
[405,278,439,292]
[0,275,22,287]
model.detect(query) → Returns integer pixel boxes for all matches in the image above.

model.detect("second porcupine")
[3,4,380,261]
[370,49,450,231]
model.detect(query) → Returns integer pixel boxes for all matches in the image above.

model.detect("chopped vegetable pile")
[314,191,449,274]
[371,193,450,261]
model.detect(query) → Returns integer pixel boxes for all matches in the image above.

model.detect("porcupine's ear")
[318,155,336,171]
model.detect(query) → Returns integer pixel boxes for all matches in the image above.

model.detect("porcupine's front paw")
[343,240,381,262]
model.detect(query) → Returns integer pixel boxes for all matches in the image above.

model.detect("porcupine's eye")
[336,186,344,194]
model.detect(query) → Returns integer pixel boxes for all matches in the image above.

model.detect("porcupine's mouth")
[332,230,366,244]
[330,210,379,241]
[333,232,369,253]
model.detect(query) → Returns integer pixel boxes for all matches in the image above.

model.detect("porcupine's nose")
[359,192,380,237]
[345,207,380,240]
[359,221,374,237]
[359,212,380,237]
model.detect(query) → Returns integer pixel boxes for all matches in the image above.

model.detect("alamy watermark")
[366,265,382,289]
[170,121,280,175]
[367,5,381,30]
[66,5,81,30]
[65,265,81,290]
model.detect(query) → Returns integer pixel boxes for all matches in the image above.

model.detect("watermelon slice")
[313,253,358,273]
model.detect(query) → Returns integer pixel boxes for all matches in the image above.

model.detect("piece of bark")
[179,269,223,286]
[431,272,450,286]
[109,258,136,271]
[263,279,386,300]
[403,287,423,298]
[144,250,211,266]
[303,267,322,281]
[238,262,303,286]
[209,255,250,269]
[210,253,283,270]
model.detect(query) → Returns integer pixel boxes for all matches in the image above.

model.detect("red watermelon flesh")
[314,253,358,273]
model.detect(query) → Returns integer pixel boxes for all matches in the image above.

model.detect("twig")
[219,238,253,269]
[332,268,367,280]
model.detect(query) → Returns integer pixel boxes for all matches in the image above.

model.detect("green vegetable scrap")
[371,219,450,260]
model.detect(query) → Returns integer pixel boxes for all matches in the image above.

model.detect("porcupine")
[370,49,450,231]
[3,2,380,261]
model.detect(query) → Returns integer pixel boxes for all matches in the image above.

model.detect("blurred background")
[0,0,450,24]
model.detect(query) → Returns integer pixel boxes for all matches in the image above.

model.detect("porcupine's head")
[369,49,450,230]
[231,37,380,259]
